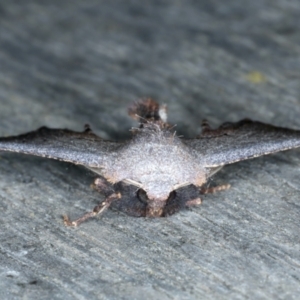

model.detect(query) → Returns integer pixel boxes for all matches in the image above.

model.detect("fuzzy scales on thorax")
[104,123,206,201]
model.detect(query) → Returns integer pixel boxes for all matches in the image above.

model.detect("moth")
[0,99,300,226]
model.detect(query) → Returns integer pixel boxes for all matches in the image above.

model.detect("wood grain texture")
[0,1,300,299]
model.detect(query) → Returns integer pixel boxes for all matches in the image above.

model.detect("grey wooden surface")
[0,1,300,299]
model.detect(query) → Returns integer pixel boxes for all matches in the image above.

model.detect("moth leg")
[63,192,121,227]
[91,177,116,196]
[186,197,202,207]
[200,184,231,195]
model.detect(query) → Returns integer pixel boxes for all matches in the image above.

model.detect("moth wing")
[185,119,300,168]
[0,127,119,167]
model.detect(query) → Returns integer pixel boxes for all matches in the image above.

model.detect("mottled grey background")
[0,1,300,299]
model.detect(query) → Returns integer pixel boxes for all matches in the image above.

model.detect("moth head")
[137,180,175,217]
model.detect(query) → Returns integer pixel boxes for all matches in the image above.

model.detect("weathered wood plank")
[0,1,300,299]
